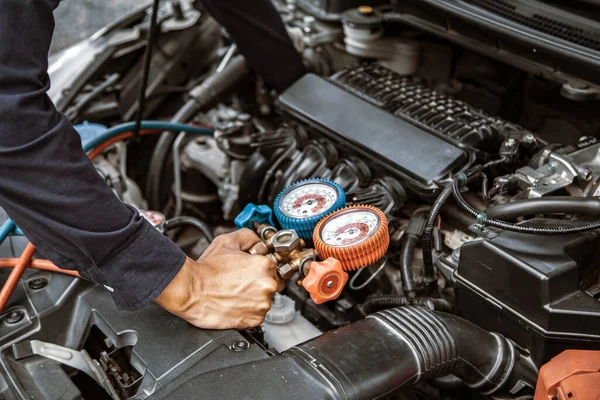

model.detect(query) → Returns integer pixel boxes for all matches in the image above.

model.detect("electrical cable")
[421,158,510,283]
[421,185,452,284]
[349,256,387,291]
[134,0,162,139]
[400,234,418,301]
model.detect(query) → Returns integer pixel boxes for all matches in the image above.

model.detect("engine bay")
[2,0,600,398]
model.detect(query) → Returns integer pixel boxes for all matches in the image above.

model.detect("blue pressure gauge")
[274,178,346,240]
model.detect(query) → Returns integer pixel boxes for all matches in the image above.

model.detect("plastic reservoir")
[262,294,322,352]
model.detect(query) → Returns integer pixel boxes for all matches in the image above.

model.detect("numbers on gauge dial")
[320,209,380,247]
[279,182,339,218]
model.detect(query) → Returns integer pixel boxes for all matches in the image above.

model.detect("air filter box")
[455,224,600,367]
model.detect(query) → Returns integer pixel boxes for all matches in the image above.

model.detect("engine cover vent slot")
[331,63,526,148]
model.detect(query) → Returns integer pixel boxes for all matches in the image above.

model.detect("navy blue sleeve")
[0,0,186,311]
[201,0,306,92]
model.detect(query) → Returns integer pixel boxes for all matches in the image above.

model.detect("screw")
[231,340,250,352]
[4,310,24,324]
[578,167,593,182]
[326,280,334,288]
[28,278,48,290]
[506,138,516,146]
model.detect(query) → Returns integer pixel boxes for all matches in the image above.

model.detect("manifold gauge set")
[235,178,390,304]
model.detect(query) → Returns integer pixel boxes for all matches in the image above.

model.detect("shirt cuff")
[85,220,187,311]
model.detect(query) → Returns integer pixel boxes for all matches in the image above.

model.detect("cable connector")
[406,211,429,237]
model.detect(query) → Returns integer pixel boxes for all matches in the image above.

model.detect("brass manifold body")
[248,223,317,282]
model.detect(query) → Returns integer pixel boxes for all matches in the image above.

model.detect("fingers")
[260,276,279,295]
[276,275,286,292]
[220,228,262,251]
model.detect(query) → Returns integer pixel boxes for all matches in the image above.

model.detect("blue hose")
[0,121,215,246]
[0,220,15,244]
[82,120,214,152]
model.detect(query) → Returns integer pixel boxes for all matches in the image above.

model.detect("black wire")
[134,0,162,139]
[421,158,508,283]
[400,234,418,302]
[421,185,452,284]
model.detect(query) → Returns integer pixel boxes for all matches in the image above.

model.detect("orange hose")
[0,243,36,311]
[87,129,158,159]
[0,259,80,278]
[0,129,161,313]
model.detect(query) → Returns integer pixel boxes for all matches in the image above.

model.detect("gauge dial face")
[279,182,339,218]
[320,209,380,247]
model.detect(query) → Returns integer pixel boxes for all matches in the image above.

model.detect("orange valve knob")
[313,205,389,271]
[303,258,348,304]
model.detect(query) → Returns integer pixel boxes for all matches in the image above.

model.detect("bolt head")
[231,340,250,352]
[271,230,302,253]
[4,310,24,324]
[278,263,296,280]
[28,278,48,290]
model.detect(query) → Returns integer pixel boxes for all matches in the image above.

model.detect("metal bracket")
[468,224,498,239]
[13,340,120,400]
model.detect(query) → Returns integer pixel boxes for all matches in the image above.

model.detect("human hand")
[155,229,283,329]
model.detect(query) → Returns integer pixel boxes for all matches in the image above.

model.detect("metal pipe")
[172,132,187,217]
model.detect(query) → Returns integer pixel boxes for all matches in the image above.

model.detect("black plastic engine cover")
[455,225,600,366]
[279,74,468,192]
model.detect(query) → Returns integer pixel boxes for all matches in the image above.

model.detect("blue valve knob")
[274,178,346,241]
[235,203,275,229]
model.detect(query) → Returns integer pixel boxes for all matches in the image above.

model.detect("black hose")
[164,216,214,242]
[422,185,452,284]
[400,234,418,301]
[146,55,250,209]
[359,295,452,315]
[294,306,537,397]
[167,306,537,399]
[431,375,465,390]
[486,197,600,220]
[453,169,600,234]
[134,0,161,138]
[359,295,410,315]
[146,99,201,209]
